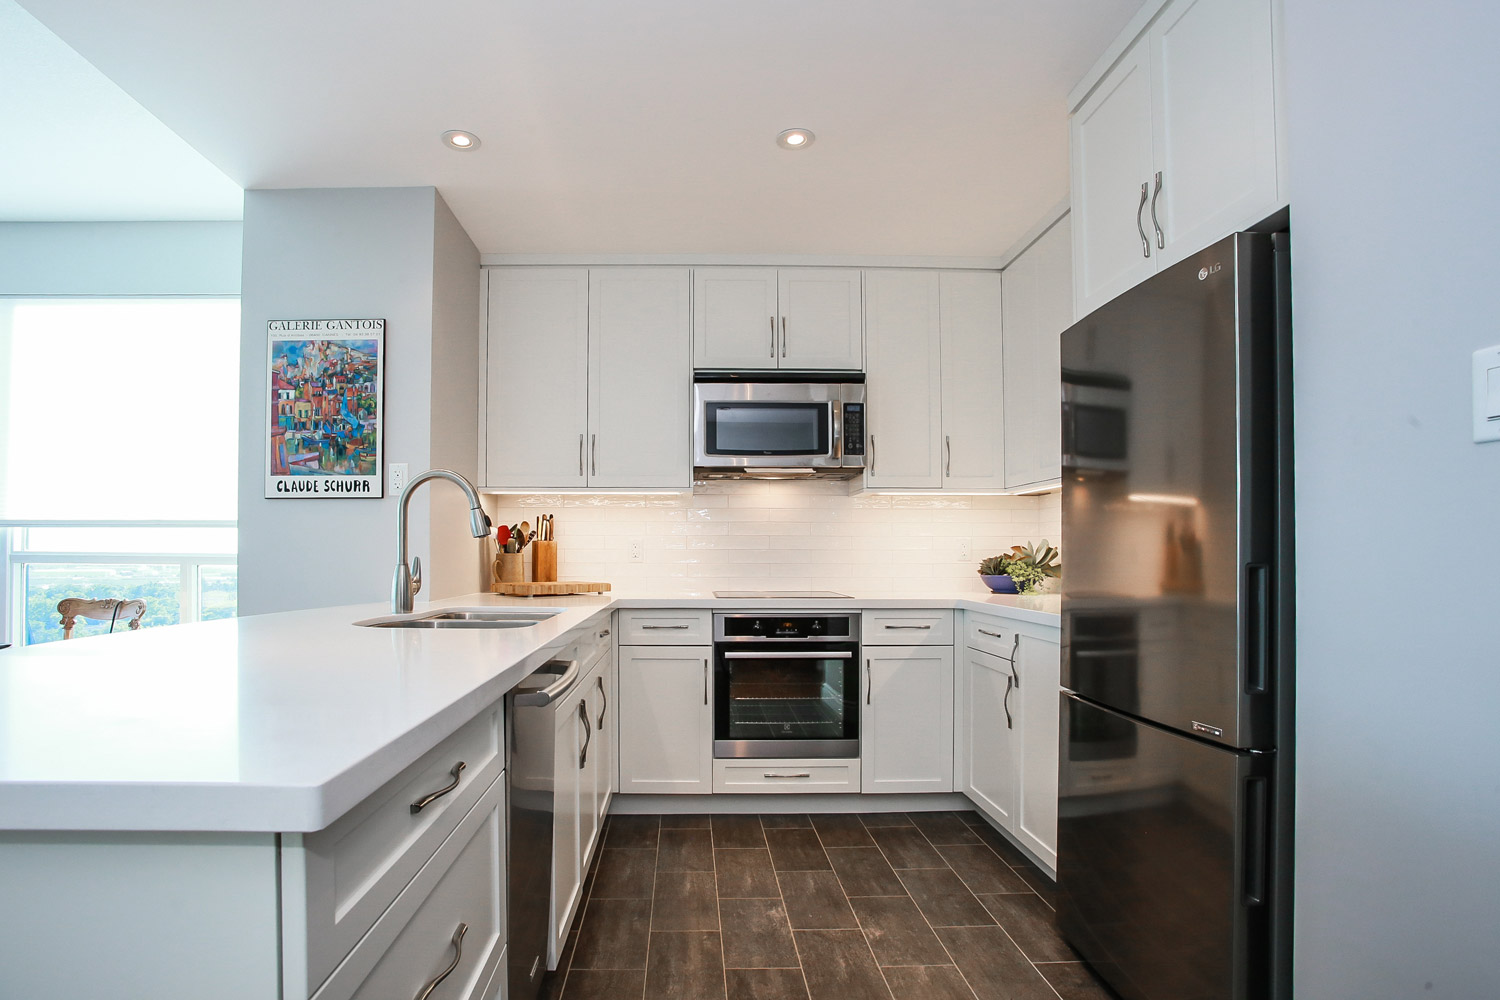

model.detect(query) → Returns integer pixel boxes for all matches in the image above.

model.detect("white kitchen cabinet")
[1070,0,1281,317]
[861,645,954,794]
[1014,633,1062,868]
[961,645,1021,830]
[958,615,1061,871]
[588,268,692,488]
[617,645,713,795]
[551,682,585,962]
[693,267,862,370]
[864,269,943,489]
[777,268,863,370]
[483,267,590,488]
[1001,216,1073,490]
[1071,44,1157,320]
[693,267,780,369]
[939,271,1007,490]
[583,648,615,860]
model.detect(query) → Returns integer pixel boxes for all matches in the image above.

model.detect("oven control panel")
[716,614,858,641]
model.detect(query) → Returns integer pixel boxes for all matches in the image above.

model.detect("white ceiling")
[0,0,242,222]
[15,0,1142,254]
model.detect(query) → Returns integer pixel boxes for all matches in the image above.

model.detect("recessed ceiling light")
[442,130,480,150]
[776,128,815,150]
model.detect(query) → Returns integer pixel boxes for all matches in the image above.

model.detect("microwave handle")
[832,400,844,461]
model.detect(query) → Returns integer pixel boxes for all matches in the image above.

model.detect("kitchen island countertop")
[0,589,1057,833]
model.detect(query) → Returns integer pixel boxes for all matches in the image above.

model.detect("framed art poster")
[264,319,384,498]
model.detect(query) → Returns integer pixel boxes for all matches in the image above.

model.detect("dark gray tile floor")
[544,810,1120,1000]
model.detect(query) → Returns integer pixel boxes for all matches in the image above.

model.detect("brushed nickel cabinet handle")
[703,658,709,705]
[869,434,876,475]
[764,772,812,779]
[579,700,591,769]
[866,658,872,705]
[414,923,467,1000]
[770,315,776,357]
[1137,181,1151,258]
[780,316,788,358]
[945,435,951,477]
[410,762,466,813]
[591,433,597,477]
[883,623,933,630]
[578,433,584,476]
[1010,634,1020,688]
[1151,170,1165,249]
[642,623,690,630]
[598,628,611,638]
[977,627,1006,639]
[1003,674,1014,730]
[597,674,607,729]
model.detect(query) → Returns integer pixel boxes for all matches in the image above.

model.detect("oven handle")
[723,650,854,660]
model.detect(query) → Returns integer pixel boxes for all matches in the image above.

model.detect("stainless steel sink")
[355,608,562,630]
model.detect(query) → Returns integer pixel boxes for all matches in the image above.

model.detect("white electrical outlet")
[388,463,408,494]
[957,537,972,562]
[628,538,645,563]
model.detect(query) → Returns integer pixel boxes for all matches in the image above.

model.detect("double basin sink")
[355,608,563,630]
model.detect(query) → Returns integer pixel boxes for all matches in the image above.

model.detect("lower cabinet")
[617,644,713,794]
[862,645,955,793]
[552,640,615,967]
[959,616,1062,870]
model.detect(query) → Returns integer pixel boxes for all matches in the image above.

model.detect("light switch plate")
[1473,347,1500,443]
[389,463,409,493]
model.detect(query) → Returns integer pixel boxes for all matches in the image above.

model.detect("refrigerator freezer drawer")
[1058,696,1273,1000]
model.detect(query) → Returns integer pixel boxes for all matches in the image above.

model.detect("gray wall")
[237,187,480,615]
[0,221,242,295]
[1285,1,1500,996]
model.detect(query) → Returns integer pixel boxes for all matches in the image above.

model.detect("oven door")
[693,381,843,470]
[713,644,860,758]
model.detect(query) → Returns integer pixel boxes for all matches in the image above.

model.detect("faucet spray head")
[469,506,491,538]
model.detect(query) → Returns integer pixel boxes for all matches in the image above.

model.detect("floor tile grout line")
[716,828,729,1000]
[639,816,661,1000]
[765,813,817,1000]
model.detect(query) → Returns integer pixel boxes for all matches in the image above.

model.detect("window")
[0,297,240,645]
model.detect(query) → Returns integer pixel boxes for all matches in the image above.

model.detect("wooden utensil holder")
[531,541,558,583]
[496,552,525,585]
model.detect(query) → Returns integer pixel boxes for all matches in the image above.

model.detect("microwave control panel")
[842,403,865,455]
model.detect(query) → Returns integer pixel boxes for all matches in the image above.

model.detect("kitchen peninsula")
[0,589,1059,1000]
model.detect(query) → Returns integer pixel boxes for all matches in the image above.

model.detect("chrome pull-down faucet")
[392,469,491,614]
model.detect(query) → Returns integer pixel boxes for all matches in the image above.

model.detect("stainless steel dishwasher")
[506,656,580,1000]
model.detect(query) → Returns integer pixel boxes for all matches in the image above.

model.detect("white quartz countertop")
[0,589,1057,834]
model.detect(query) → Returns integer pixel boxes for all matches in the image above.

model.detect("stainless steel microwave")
[692,374,865,480]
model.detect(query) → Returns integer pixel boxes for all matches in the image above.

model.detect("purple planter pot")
[980,573,1018,594]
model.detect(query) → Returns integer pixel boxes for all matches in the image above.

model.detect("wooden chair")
[56,598,147,639]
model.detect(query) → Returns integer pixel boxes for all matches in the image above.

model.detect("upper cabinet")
[482,267,691,490]
[1002,217,1073,491]
[694,267,862,370]
[865,269,1008,491]
[1071,0,1282,319]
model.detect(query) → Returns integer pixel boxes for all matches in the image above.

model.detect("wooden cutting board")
[491,581,611,597]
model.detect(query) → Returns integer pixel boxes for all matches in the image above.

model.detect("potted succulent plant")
[978,540,1061,595]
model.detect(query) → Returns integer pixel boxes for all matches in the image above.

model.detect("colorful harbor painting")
[264,319,384,498]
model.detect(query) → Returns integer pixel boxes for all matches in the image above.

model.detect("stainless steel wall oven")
[713,613,860,759]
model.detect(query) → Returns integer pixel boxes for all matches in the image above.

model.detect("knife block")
[531,541,558,583]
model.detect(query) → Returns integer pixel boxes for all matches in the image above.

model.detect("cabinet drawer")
[965,614,1020,660]
[285,703,504,997]
[617,609,711,645]
[311,774,507,1000]
[712,758,861,794]
[862,610,954,645]
[574,616,615,667]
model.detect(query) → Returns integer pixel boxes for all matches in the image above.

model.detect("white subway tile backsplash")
[484,482,1062,593]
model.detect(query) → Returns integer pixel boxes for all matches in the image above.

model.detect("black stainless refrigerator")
[1057,231,1293,1000]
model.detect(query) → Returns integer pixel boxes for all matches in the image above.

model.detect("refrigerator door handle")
[1246,563,1271,693]
[1241,775,1269,905]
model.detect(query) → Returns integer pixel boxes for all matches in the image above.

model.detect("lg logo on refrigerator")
[1198,263,1223,280]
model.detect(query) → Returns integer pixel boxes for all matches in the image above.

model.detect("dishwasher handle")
[513,658,582,706]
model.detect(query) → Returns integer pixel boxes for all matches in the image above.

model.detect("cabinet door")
[1002,218,1073,490]
[484,268,589,488]
[862,646,954,794]
[693,267,779,369]
[939,271,1007,490]
[551,692,584,963]
[588,268,692,488]
[777,268,863,370]
[1014,635,1061,869]
[864,270,942,489]
[617,646,713,794]
[1149,0,1279,269]
[1070,44,1156,320]
[581,662,613,864]
[962,646,1020,830]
